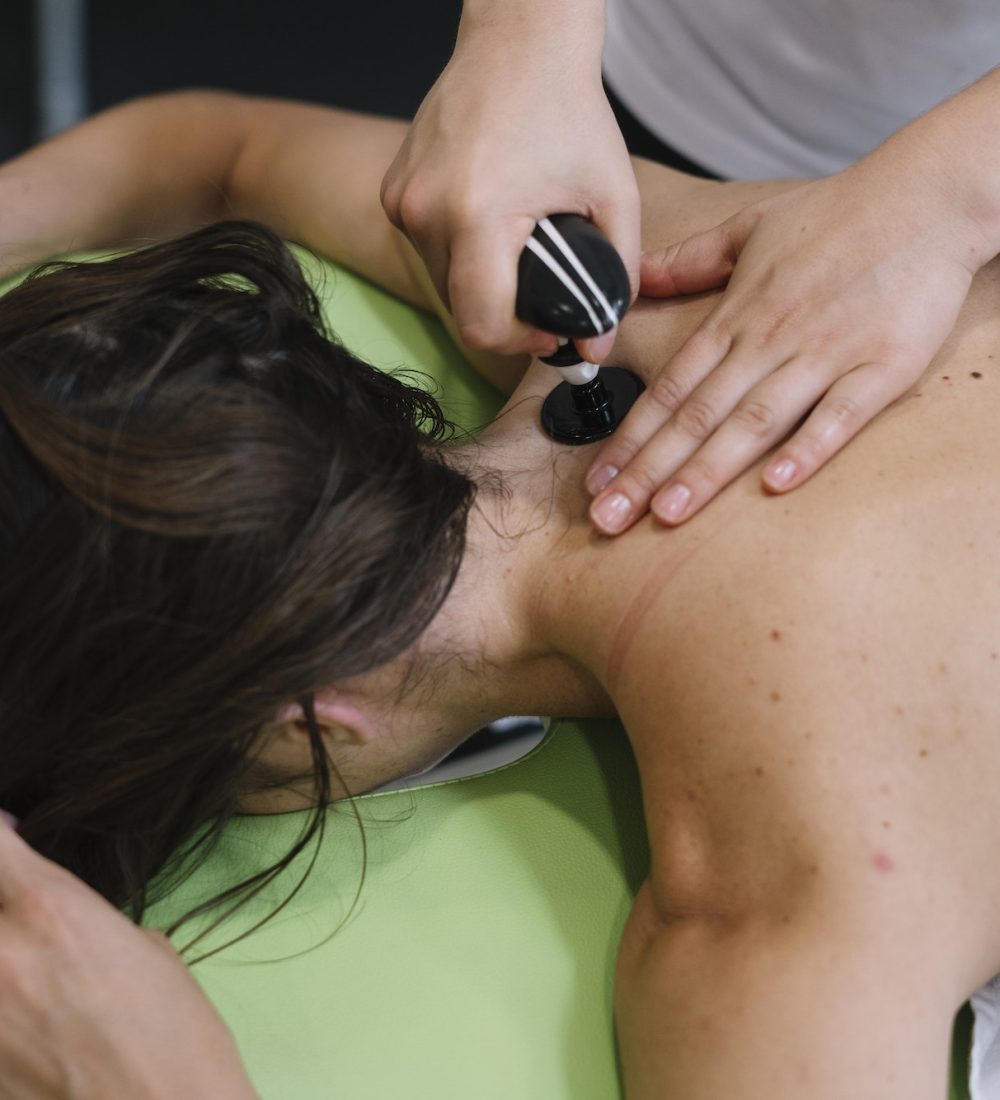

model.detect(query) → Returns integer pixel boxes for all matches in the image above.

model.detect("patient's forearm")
[0,92,416,297]
[0,92,251,278]
[0,91,524,390]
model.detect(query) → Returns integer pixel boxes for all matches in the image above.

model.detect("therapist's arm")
[0,91,524,391]
[381,0,639,362]
[586,66,1000,533]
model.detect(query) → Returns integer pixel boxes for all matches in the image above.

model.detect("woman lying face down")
[3,91,1000,1100]
[0,222,480,913]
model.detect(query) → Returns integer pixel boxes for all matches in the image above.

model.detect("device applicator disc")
[540,368,645,445]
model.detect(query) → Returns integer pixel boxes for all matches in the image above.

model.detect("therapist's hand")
[585,156,995,532]
[380,9,639,361]
[0,815,258,1100]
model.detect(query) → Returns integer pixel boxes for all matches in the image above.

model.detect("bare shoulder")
[631,157,805,247]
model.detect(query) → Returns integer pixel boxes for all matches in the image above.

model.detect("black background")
[1,0,462,160]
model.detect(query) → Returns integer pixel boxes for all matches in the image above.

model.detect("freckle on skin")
[770,690,782,703]
[938,662,949,675]
[770,629,782,641]
[893,705,905,717]
[972,371,983,379]
[943,376,951,381]
[754,766,765,778]
[992,652,998,661]
[872,851,895,873]
[879,783,891,795]
[882,820,891,830]
[747,676,759,687]
[919,748,929,758]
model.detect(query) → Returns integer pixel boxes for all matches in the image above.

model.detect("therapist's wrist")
[853,122,1000,276]
[875,69,1000,267]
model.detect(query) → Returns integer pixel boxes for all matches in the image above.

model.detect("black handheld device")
[515,214,644,444]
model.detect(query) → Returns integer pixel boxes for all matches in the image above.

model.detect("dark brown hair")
[0,221,474,934]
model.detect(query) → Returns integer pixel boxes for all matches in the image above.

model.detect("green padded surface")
[291,248,499,432]
[147,719,648,1100]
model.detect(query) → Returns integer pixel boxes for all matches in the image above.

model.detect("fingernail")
[586,464,619,495]
[653,483,691,523]
[0,810,18,830]
[592,492,633,533]
[587,329,616,362]
[765,457,797,489]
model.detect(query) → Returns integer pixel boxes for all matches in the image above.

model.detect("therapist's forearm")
[865,65,1000,265]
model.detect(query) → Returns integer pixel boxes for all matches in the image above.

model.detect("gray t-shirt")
[604,0,999,178]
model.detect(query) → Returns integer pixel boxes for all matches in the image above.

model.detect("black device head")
[515,214,630,338]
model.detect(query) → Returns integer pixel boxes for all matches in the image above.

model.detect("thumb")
[640,211,753,298]
[593,179,642,306]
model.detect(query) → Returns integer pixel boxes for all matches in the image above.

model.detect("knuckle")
[731,398,777,439]
[674,399,717,442]
[687,322,730,356]
[457,317,505,351]
[379,176,402,223]
[648,373,688,416]
[394,186,435,237]
[618,463,664,502]
[447,192,489,234]
[681,454,722,493]
[793,432,827,466]
[826,393,863,427]
[765,304,801,340]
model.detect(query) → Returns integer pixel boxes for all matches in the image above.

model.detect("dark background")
[1,0,462,161]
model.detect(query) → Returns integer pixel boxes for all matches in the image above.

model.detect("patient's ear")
[275,689,377,747]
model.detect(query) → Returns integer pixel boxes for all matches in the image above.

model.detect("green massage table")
[2,251,973,1099]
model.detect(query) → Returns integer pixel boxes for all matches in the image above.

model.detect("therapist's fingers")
[641,359,834,524]
[592,356,914,532]
[640,206,757,299]
[447,220,559,357]
[588,342,789,532]
[760,361,916,494]
[585,325,734,499]
[575,185,642,365]
[593,172,643,308]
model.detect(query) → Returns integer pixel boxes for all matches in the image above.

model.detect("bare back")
[491,161,1000,1099]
